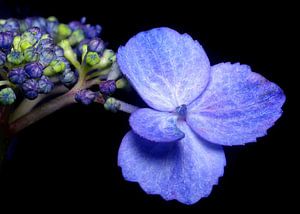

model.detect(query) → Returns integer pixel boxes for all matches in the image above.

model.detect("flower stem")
[117,99,139,114]
[9,90,76,135]
[9,85,69,123]
[0,80,13,87]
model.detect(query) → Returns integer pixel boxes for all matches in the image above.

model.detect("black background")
[0,0,297,212]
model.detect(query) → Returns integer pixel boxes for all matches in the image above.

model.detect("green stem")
[0,80,13,87]
[86,68,111,80]
[9,90,76,135]
[9,85,69,123]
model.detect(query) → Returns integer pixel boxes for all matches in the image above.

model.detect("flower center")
[176,104,187,119]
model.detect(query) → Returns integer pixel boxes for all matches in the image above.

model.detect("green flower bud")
[0,88,16,105]
[57,24,72,38]
[24,47,38,62]
[13,36,21,50]
[20,40,32,51]
[98,50,115,68]
[47,16,58,22]
[43,66,55,76]
[104,97,120,113]
[50,60,66,73]
[116,78,128,89]
[7,51,24,65]
[68,29,85,46]
[86,52,100,66]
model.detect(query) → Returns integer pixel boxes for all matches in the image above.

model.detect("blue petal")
[117,27,210,111]
[129,108,184,142]
[187,63,286,146]
[118,122,226,205]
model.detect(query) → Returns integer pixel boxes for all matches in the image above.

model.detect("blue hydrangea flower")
[117,27,286,204]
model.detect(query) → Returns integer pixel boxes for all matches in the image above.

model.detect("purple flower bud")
[46,19,58,36]
[59,69,77,87]
[24,62,44,78]
[39,49,55,66]
[69,21,83,31]
[22,79,39,100]
[2,19,20,33]
[0,31,14,49]
[54,46,64,57]
[99,80,116,95]
[0,50,6,66]
[37,38,55,51]
[88,38,105,54]
[28,27,42,41]
[38,75,54,94]
[25,17,47,32]
[75,89,96,105]
[83,24,102,39]
[8,68,27,84]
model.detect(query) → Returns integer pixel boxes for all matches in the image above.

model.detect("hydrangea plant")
[0,18,285,205]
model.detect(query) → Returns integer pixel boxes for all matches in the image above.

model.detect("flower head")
[117,27,285,204]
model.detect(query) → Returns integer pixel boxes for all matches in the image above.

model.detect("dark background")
[0,0,297,212]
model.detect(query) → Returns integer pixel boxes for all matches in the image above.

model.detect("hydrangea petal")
[187,62,286,146]
[118,122,226,205]
[117,27,210,111]
[129,108,184,142]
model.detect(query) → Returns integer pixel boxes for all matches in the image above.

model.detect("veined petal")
[118,122,226,205]
[117,27,210,111]
[129,108,185,142]
[187,62,286,146]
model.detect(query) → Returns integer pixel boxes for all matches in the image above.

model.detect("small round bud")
[0,88,16,105]
[99,80,116,95]
[68,21,83,31]
[0,31,14,49]
[75,89,96,105]
[22,79,39,100]
[8,67,27,84]
[86,52,100,66]
[24,62,43,78]
[104,97,120,113]
[68,29,85,46]
[59,69,77,87]
[7,51,24,65]
[116,78,128,89]
[38,75,54,94]
[0,50,6,66]
[83,24,102,39]
[37,38,55,50]
[57,24,72,38]
[13,35,21,50]
[25,17,47,32]
[50,59,66,73]
[28,27,42,41]
[2,19,20,33]
[23,47,39,62]
[88,38,105,54]
[39,49,55,66]
[54,46,64,57]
